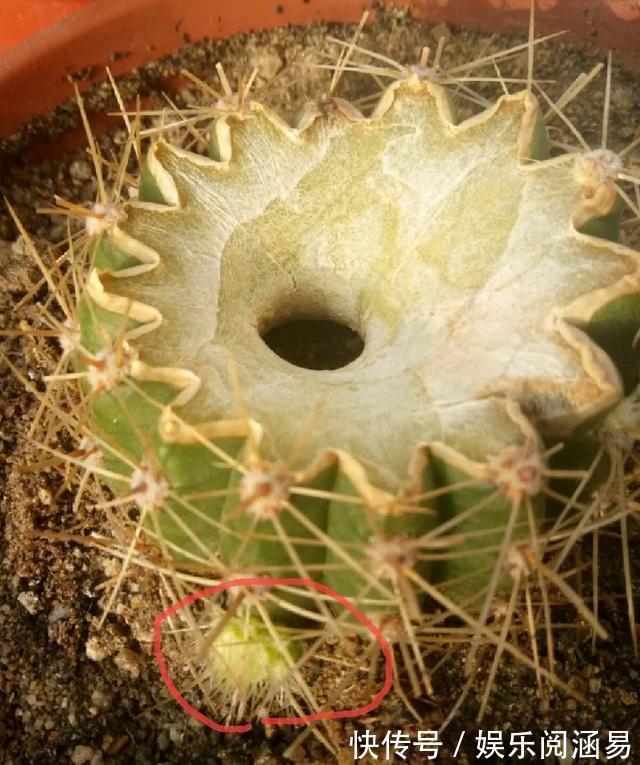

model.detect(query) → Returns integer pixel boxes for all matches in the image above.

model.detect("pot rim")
[0,0,638,140]
[0,0,93,54]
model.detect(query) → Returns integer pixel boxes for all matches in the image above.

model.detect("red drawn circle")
[153,576,394,733]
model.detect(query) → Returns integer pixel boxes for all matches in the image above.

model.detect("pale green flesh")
[209,616,300,689]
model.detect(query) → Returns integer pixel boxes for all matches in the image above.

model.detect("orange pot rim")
[0,0,638,140]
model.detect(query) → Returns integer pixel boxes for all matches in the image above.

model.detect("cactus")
[7,22,640,737]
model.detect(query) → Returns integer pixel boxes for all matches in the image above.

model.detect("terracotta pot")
[0,0,638,140]
[0,0,92,53]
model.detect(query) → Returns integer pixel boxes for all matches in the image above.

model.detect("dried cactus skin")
[78,73,640,642]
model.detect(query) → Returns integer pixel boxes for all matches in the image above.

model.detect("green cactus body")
[74,76,640,695]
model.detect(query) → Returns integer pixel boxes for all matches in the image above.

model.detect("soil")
[1,6,639,764]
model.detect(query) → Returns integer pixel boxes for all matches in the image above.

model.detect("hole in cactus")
[261,318,364,370]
